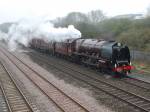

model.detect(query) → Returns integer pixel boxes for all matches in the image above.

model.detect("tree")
[98,18,132,38]
[117,28,150,51]
[76,22,101,38]
[64,12,89,24]
[88,10,106,23]
[54,12,89,27]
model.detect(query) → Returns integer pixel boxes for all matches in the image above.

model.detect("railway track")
[121,77,150,91]
[28,51,150,112]
[33,51,150,92]
[0,62,34,112]
[0,82,9,112]
[0,47,90,112]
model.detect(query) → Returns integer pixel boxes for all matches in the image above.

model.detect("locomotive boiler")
[73,39,132,75]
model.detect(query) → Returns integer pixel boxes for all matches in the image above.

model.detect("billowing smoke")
[6,18,81,51]
[0,31,9,41]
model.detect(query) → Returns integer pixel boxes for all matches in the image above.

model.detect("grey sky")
[0,0,150,23]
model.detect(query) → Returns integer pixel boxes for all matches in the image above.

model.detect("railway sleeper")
[6,93,21,96]
[10,100,26,103]
[140,103,150,108]
[122,96,135,100]
[110,90,121,94]
[120,95,133,99]
[3,83,16,87]
[102,88,115,92]
[5,89,20,92]
[101,87,116,91]
[146,107,150,110]
[115,93,126,97]
[128,98,141,103]
[117,94,129,97]
[134,101,145,105]
[12,108,29,112]
[11,104,29,108]
[111,92,124,96]
[108,89,120,93]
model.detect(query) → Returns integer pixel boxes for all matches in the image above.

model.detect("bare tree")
[65,12,89,23]
[88,10,106,23]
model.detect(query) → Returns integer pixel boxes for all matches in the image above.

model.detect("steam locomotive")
[30,38,133,76]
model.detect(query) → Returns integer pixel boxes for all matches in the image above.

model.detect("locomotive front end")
[112,43,134,75]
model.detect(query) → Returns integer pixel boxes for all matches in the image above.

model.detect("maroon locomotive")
[30,38,133,76]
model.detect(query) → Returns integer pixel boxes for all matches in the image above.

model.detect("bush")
[117,28,150,51]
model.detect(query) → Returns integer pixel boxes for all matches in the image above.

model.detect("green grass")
[132,61,150,75]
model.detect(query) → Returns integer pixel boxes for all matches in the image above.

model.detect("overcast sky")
[0,0,150,23]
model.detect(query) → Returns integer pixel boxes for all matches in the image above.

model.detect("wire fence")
[131,50,150,63]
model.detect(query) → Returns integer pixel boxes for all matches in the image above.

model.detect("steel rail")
[29,51,150,112]
[0,47,90,112]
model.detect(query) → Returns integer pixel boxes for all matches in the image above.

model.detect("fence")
[131,50,150,63]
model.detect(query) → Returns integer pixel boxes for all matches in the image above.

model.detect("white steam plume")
[0,31,9,41]
[7,18,81,51]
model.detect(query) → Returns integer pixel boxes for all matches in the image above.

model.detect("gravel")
[0,51,62,112]
[32,51,150,99]
[25,50,147,112]
[14,50,114,112]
